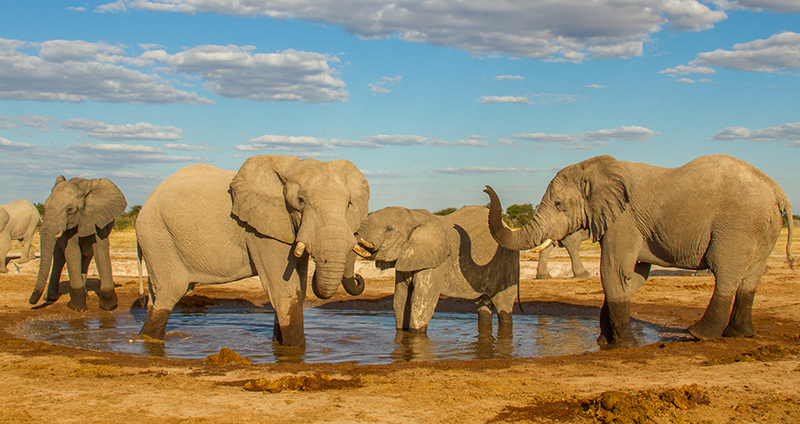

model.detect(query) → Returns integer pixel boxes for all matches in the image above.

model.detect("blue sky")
[0,0,798,212]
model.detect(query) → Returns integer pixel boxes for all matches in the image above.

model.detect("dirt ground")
[0,229,798,423]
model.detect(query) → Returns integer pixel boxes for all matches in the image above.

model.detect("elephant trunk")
[310,226,352,299]
[340,249,365,296]
[484,185,549,251]
[30,226,58,304]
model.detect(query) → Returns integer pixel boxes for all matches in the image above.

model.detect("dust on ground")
[0,229,798,423]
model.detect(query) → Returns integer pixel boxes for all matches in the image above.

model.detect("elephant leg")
[492,286,516,337]
[92,237,117,311]
[19,231,36,263]
[64,237,88,312]
[139,256,192,340]
[535,244,554,279]
[723,276,760,338]
[562,232,590,279]
[249,236,306,348]
[597,232,647,346]
[687,273,739,340]
[475,295,493,334]
[393,272,413,331]
[407,269,440,333]
[45,244,66,301]
[0,236,11,273]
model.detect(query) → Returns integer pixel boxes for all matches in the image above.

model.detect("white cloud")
[369,75,402,94]
[716,0,800,13]
[675,77,711,83]
[495,75,524,81]
[363,134,434,146]
[669,31,800,74]
[0,38,211,104]
[709,122,800,142]
[97,0,727,62]
[142,45,347,103]
[236,134,380,152]
[582,126,656,142]
[0,114,56,130]
[479,95,533,105]
[61,118,183,141]
[434,166,538,175]
[513,125,656,148]
[163,143,216,151]
[0,137,37,150]
[586,84,606,89]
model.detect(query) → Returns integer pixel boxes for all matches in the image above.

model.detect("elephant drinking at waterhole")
[351,206,536,334]
[485,155,793,346]
[135,155,369,348]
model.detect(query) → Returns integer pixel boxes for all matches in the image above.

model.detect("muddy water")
[22,307,661,364]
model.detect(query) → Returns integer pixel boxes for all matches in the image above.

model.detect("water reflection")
[21,307,661,364]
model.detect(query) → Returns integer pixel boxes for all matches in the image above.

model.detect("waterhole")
[22,306,661,364]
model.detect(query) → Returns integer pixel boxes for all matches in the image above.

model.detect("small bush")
[114,205,141,231]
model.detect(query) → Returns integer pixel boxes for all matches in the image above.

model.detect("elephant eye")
[67,206,78,214]
[385,225,394,233]
[296,195,306,207]
[554,200,567,212]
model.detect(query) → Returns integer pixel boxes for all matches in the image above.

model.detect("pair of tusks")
[529,238,554,253]
[353,238,374,258]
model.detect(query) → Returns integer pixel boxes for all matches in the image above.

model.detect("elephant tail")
[779,195,794,270]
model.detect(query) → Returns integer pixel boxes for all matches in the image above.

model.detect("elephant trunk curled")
[309,225,355,299]
[484,185,547,251]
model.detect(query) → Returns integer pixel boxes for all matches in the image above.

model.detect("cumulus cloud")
[97,0,727,62]
[715,0,800,13]
[479,96,533,105]
[0,137,37,150]
[434,166,538,175]
[513,125,656,148]
[0,114,56,130]
[709,122,800,142]
[363,134,434,146]
[62,118,183,141]
[235,134,380,152]
[369,75,402,94]
[495,75,525,81]
[142,45,347,102]
[664,31,800,76]
[0,38,210,104]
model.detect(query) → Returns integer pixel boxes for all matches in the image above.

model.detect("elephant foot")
[98,290,118,311]
[535,273,552,280]
[722,322,756,338]
[17,258,30,265]
[596,333,637,348]
[29,288,44,305]
[573,270,591,279]
[67,288,88,312]
[139,308,173,340]
[477,309,493,334]
[687,320,725,340]
[406,325,428,335]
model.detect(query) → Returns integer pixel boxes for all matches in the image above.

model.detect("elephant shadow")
[453,224,519,299]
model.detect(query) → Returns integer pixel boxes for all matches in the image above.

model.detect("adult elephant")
[29,177,127,311]
[536,229,590,279]
[351,206,526,334]
[485,155,794,346]
[135,156,370,348]
[0,199,41,272]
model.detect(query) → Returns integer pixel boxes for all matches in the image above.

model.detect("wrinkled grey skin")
[536,229,591,279]
[135,156,369,348]
[486,155,794,346]
[354,206,519,334]
[29,176,127,312]
[0,199,41,272]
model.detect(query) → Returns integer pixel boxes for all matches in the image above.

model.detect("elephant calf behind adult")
[353,206,521,334]
[0,199,41,272]
[136,155,370,348]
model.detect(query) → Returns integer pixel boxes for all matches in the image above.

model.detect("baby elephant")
[353,205,529,334]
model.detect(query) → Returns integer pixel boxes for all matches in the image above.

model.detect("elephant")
[29,176,127,312]
[485,155,794,346]
[352,205,534,334]
[536,229,591,279]
[135,155,370,347]
[0,199,41,272]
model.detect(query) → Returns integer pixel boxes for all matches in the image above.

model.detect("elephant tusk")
[54,230,63,239]
[353,244,372,259]
[293,241,306,258]
[529,239,554,253]
[359,238,374,250]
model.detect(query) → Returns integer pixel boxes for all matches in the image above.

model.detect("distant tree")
[504,203,534,228]
[35,202,45,218]
[433,207,457,216]
[113,205,142,231]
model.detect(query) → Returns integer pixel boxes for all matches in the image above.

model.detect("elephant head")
[353,207,449,272]
[485,155,628,250]
[229,156,370,299]
[30,176,127,304]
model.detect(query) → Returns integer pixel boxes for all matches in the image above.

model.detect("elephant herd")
[19,154,794,350]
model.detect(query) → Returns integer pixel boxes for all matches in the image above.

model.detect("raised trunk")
[30,228,57,304]
[484,185,545,251]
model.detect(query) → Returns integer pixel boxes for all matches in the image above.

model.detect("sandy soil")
[0,229,798,423]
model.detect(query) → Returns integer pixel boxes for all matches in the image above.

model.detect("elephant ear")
[78,178,127,238]
[0,208,9,233]
[229,155,300,244]
[330,160,370,231]
[396,211,450,272]
[580,156,629,242]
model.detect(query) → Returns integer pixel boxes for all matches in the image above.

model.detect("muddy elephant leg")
[393,272,413,331]
[688,275,738,340]
[562,231,590,279]
[535,244,554,279]
[406,269,441,333]
[45,242,66,301]
[139,263,192,340]
[598,240,648,346]
[0,236,11,273]
[249,236,307,348]
[64,236,88,312]
[491,286,515,338]
[475,295,493,334]
[92,237,117,311]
